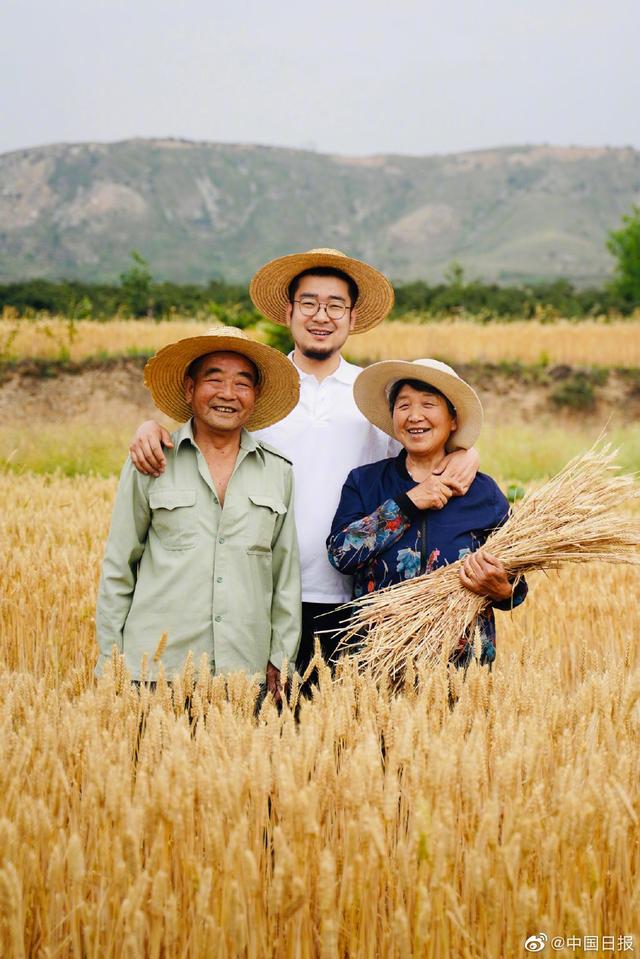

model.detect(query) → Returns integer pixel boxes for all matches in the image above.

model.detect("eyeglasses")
[293,298,352,321]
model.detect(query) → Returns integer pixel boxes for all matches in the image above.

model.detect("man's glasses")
[293,297,352,321]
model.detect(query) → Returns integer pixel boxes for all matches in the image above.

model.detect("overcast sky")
[2,0,639,157]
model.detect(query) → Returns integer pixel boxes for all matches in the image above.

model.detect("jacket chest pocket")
[247,494,287,553]
[149,489,197,550]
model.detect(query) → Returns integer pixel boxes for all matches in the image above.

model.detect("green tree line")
[1,271,634,321]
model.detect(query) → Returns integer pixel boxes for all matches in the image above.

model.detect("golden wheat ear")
[152,632,168,663]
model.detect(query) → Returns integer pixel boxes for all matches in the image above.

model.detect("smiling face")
[391,383,457,458]
[184,351,259,437]
[286,273,357,361]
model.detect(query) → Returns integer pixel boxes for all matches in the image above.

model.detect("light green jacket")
[96,421,301,681]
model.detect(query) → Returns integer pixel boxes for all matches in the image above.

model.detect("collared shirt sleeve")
[267,466,301,673]
[327,469,411,574]
[95,459,151,669]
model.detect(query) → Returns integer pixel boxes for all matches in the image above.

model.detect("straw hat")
[144,326,300,429]
[353,358,483,452]
[249,248,394,333]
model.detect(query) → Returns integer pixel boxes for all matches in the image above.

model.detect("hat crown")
[410,358,459,379]
[307,247,346,258]
[203,325,248,340]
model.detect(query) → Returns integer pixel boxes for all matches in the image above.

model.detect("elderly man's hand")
[129,421,173,476]
[458,550,513,602]
[433,447,480,496]
[266,661,285,705]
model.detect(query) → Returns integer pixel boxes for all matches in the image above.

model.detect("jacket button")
[215,615,222,623]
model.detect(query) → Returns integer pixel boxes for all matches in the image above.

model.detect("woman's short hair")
[388,378,457,418]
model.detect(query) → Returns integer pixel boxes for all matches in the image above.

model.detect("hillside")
[1,139,639,284]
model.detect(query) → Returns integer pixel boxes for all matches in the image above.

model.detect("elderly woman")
[327,359,527,667]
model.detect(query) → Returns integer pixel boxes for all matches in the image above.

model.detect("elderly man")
[129,250,479,684]
[96,327,301,699]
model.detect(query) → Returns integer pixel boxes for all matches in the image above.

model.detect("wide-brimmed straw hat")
[144,326,300,429]
[249,248,394,333]
[353,358,483,452]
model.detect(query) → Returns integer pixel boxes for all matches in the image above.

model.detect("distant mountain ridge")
[1,139,639,285]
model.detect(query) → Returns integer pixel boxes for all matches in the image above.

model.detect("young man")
[129,250,479,683]
[97,327,301,700]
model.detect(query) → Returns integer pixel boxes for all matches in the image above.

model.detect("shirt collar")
[288,351,354,384]
[240,428,264,459]
[175,419,197,448]
[176,420,264,461]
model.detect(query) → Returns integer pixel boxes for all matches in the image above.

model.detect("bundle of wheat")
[337,443,640,680]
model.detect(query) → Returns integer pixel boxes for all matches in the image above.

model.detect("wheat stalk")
[337,442,640,680]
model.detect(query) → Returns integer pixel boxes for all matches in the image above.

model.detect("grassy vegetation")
[477,424,640,483]
[1,419,639,488]
[0,422,134,477]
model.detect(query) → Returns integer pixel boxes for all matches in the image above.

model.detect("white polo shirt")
[253,354,398,604]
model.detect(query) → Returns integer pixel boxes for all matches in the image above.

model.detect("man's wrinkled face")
[286,274,357,360]
[184,351,259,434]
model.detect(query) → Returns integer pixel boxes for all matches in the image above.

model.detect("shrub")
[550,373,597,411]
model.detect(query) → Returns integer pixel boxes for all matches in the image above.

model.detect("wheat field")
[350,320,640,368]
[2,317,640,367]
[1,473,639,957]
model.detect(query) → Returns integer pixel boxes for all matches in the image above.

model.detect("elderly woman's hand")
[432,447,480,496]
[406,475,455,510]
[458,550,513,602]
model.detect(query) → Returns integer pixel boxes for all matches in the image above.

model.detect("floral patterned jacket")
[327,450,527,666]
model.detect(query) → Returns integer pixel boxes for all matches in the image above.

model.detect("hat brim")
[249,250,394,333]
[353,360,483,452]
[144,333,300,428]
